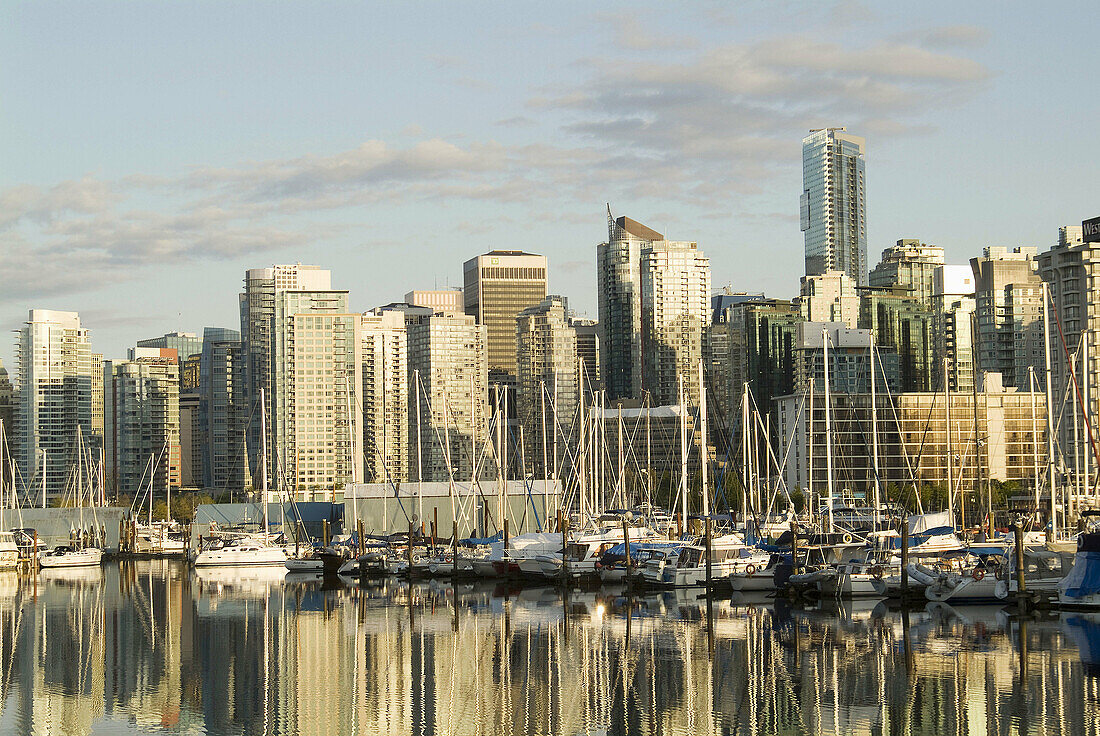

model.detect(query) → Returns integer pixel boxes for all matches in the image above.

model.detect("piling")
[323,520,330,548]
[621,518,631,570]
[504,519,510,550]
[901,520,910,595]
[561,511,570,579]
[357,519,365,557]
[407,521,414,579]
[790,520,798,574]
[1013,522,1028,610]
[704,516,713,588]
[452,521,459,578]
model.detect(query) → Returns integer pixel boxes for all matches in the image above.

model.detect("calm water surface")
[0,561,1098,735]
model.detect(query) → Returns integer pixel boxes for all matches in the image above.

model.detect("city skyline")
[2,2,1098,365]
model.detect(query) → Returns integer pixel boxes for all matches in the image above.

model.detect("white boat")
[0,532,19,570]
[39,545,104,568]
[660,533,758,587]
[728,555,781,592]
[132,521,187,557]
[818,553,899,598]
[193,537,287,567]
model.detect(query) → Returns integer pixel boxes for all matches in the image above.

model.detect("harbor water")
[1,561,1099,735]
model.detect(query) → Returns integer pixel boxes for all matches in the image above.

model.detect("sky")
[1,1,1097,366]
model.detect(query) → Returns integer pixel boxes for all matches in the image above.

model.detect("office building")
[971,246,1044,388]
[462,251,547,385]
[406,311,488,483]
[798,271,860,328]
[13,310,99,501]
[932,265,977,392]
[868,240,944,303]
[104,350,180,497]
[640,240,711,406]
[361,309,409,485]
[516,296,578,476]
[597,212,661,401]
[801,128,867,284]
[179,392,201,489]
[404,288,463,314]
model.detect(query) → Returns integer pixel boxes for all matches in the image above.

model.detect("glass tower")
[801,128,867,285]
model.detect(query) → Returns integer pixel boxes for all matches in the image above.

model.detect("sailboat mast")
[823,326,834,533]
[260,387,269,538]
[870,344,881,529]
[678,375,688,528]
[945,357,954,528]
[1043,282,1057,539]
[698,359,709,518]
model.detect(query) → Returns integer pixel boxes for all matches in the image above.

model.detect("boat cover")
[1060,551,1100,598]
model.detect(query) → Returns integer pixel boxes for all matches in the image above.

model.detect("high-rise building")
[360,309,409,485]
[1037,224,1100,504]
[404,289,463,314]
[198,327,246,494]
[571,319,601,396]
[462,251,547,386]
[800,128,867,284]
[516,296,578,476]
[932,265,977,392]
[239,264,336,486]
[859,289,933,392]
[708,293,768,419]
[275,299,361,498]
[14,310,99,501]
[405,311,488,483]
[640,240,711,405]
[712,299,802,413]
[103,350,180,497]
[971,246,1044,388]
[797,271,860,328]
[868,239,944,303]
[179,392,201,489]
[597,212,662,401]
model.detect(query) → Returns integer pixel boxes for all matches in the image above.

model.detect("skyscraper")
[462,251,547,386]
[198,327,246,493]
[1038,224,1100,499]
[360,309,409,485]
[971,246,1044,388]
[571,319,601,396]
[405,311,488,483]
[640,240,711,405]
[103,350,180,497]
[239,264,336,487]
[801,128,867,285]
[516,296,578,476]
[797,271,860,328]
[136,331,203,366]
[597,212,662,401]
[14,310,98,501]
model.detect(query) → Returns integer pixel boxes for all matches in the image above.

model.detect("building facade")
[860,289,933,392]
[801,128,867,284]
[516,296,579,476]
[868,239,944,303]
[104,352,180,498]
[640,241,711,406]
[571,318,601,396]
[198,327,246,494]
[462,251,547,386]
[971,246,1044,389]
[932,265,977,392]
[404,289,464,314]
[406,311,489,483]
[798,271,860,328]
[361,309,409,485]
[597,213,661,401]
[13,310,99,502]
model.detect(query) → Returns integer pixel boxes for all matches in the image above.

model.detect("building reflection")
[0,567,1097,735]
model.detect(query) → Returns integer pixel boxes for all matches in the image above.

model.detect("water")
[1,561,1099,735]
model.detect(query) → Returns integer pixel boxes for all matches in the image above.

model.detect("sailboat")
[40,428,104,569]
[193,388,287,567]
[131,446,187,557]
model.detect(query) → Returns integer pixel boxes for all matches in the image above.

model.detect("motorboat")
[0,531,19,569]
[659,533,765,588]
[39,545,104,568]
[193,536,288,567]
[132,521,188,557]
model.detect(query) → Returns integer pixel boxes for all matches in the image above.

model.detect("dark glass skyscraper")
[801,128,867,285]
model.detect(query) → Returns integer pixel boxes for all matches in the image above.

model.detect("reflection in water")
[0,563,1096,734]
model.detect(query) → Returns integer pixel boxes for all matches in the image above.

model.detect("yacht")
[0,532,19,569]
[659,533,765,588]
[193,536,287,567]
[39,545,104,568]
